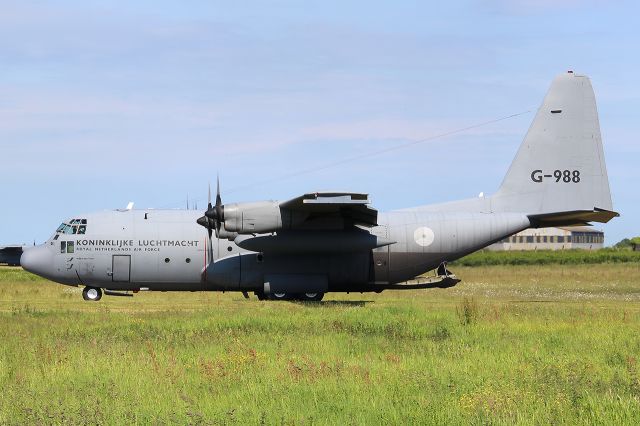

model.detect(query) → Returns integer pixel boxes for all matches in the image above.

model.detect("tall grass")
[453,248,640,266]
[456,297,478,325]
[0,265,639,424]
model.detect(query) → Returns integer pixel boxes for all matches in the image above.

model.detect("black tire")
[82,287,102,302]
[255,291,267,301]
[298,292,324,302]
[269,292,289,301]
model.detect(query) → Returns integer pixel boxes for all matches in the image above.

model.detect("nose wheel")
[82,286,102,302]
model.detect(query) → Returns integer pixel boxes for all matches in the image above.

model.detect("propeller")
[206,176,225,227]
[196,180,222,271]
[197,176,225,237]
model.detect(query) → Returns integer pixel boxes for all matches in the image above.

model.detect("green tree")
[614,238,632,249]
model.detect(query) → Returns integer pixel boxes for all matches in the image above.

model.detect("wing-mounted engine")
[219,200,283,234]
[197,186,380,242]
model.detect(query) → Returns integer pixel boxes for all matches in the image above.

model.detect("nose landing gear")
[82,286,102,301]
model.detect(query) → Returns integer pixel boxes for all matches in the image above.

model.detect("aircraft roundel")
[414,226,435,247]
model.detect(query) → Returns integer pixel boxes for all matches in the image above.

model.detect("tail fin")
[493,71,618,226]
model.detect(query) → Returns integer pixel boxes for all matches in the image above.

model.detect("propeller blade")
[199,182,216,238]
[214,174,224,223]
[216,175,222,207]
[200,176,225,242]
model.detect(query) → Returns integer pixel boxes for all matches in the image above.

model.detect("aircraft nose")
[21,245,54,277]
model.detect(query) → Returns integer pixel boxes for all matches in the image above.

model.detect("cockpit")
[53,219,88,240]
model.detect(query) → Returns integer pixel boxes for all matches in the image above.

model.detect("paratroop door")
[112,255,131,282]
[371,225,390,284]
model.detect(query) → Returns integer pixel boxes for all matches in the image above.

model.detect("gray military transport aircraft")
[20,72,618,302]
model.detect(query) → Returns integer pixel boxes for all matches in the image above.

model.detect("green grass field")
[1,263,640,424]
[453,248,640,266]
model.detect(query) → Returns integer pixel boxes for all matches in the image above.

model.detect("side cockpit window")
[60,241,74,253]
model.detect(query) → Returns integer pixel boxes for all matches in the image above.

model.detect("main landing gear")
[298,292,324,301]
[254,291,324,302]
[82,286,102,302]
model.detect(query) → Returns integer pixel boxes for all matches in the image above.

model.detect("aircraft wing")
[231,192,387,253]
[279,191,378,229]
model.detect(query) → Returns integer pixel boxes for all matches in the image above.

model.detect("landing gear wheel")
[298,292,324,302]
[82,287,102,302]
[269,292,289,301]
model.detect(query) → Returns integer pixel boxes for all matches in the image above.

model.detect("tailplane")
[493,71,618,226]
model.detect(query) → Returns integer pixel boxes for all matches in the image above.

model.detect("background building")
[488,226,605,251]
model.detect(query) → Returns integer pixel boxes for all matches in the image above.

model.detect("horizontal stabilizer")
[528,208,619,228]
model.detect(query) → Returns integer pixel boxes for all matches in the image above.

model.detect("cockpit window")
[56,219,88,235]
[60,241,74,253]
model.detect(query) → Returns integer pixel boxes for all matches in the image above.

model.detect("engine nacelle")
[222,201,283,234]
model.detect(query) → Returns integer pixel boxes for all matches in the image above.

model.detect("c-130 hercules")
[21,72,618,301]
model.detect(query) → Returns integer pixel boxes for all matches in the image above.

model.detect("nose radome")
[21,245,54,277]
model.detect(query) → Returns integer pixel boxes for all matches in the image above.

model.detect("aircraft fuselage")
[22,208,530,293]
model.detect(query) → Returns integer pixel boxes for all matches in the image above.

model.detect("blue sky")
[1,0,638,245]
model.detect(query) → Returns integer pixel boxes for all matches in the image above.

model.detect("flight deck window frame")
[57,219,88,235]
[60,241,74,254]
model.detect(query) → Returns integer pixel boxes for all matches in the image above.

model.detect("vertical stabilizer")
[493,72,617,224]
